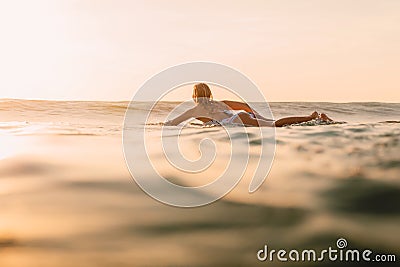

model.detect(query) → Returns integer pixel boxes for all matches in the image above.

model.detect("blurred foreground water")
[0,100,399,266]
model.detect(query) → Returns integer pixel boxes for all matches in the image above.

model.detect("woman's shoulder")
[213,100,233,110]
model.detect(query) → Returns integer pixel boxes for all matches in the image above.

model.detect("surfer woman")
[164,83,333,127]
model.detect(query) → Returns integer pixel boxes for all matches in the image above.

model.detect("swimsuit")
[205,110,255,126]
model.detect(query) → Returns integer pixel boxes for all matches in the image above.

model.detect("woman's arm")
[221,100,253,112]
[164,108,195,126]
[221,100,274,121]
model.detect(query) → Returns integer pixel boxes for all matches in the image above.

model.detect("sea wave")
[0,100,399,135]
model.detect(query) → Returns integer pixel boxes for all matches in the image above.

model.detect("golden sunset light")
[0,0,399,101]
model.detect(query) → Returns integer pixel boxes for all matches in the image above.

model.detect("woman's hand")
[164,120,173,126]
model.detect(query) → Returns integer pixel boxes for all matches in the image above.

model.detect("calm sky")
[0,0,399,102]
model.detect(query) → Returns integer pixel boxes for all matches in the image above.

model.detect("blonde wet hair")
[192,83,213,104]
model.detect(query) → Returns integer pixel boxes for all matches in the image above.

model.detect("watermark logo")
[123,62,275,207]
[336,238,348,249]
[257,238,397,263]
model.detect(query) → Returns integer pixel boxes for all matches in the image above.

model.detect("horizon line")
[1,97,399,104]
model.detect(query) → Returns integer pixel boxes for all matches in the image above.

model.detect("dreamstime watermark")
[257,238,397,263]
[123,62,276,207]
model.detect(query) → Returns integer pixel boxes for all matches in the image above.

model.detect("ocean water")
[0,99,399,266]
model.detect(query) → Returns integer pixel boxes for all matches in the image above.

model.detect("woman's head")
[192,83,213,104]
